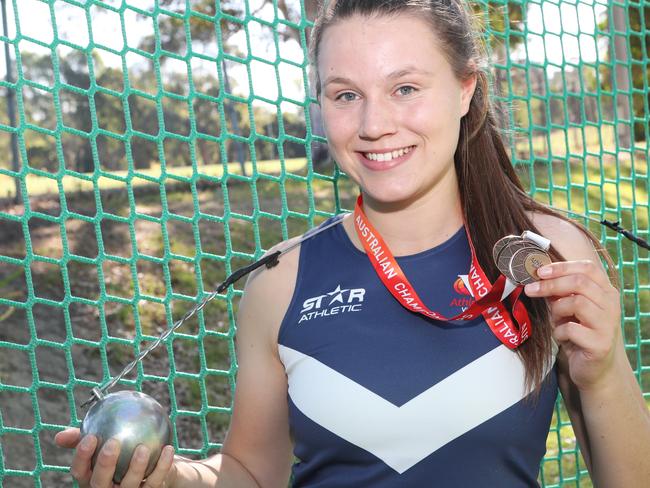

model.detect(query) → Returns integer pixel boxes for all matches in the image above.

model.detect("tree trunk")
[611,4,632,149]
[222,60,246,176]
[277,0,329,168]
[2,0,21,203]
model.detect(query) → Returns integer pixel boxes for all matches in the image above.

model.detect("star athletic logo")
[299,284,366,324]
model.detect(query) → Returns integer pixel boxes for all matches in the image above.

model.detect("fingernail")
[162,445,174,461]
[104,438,119,454]
[80,435,94,451]
[136,445,150,461]
[537,266,552,277]
[525,282,540,294]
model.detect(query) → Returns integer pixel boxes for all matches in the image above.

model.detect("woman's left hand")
[524,260,623,392]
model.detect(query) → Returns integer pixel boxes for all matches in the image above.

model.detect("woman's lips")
[357,145,416,171]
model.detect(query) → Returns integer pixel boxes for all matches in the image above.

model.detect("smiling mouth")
[363,145,415,162]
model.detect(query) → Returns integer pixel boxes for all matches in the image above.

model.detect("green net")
[0,0,647,486]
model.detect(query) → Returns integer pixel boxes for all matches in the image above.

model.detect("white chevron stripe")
[279,344,555,474]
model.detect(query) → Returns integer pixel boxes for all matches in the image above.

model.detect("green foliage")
[2,49,309,174]
[598,4,650,143]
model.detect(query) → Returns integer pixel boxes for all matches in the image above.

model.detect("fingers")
[69,434,97,486]
[537,260,611,290]
[88,438,120,488]
[525,260,621,330]
[548,294,603,330]
[119,444,151,488]
[552,321,614,362]
[55,427,81,448]
[524,260,619,317]
[553,322,601,360]
[141,446,176,488]
[525,269,609,307]
[116,444,176,488]
[552,321,595,350]
[58,429,176,488]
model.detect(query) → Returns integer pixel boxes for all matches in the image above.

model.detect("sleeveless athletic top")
[277,218,558,487]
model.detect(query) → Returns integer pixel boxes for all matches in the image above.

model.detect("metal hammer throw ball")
[80,390,172,484]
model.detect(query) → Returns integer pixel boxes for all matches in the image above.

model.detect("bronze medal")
[509,247,551,284]
[523,251,552,282]
[493,235,520,265]
[493,232,552,285]
[496,240,519,283]
[496,239,536,281]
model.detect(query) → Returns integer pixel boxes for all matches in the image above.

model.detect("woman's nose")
[358,98,398,140]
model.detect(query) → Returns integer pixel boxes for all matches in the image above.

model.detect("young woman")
[56,1,650,486]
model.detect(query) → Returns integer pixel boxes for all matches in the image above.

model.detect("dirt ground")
[0,188,254,487]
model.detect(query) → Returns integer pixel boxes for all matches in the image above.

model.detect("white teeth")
[364,146,413,161]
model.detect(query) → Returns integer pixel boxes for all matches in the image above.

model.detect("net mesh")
[0,1,647,486]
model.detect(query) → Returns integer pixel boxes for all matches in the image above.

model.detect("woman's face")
[317,14,476,207]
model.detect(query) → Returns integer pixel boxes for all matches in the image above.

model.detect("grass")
[513,124,648,164]
[0,157,309,200]
[541,412,592,488]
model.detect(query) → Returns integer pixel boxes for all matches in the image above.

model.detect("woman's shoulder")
[527,211,600,262]
[235,232,311,350]
[240,235,303,312]
[237,215,349,344]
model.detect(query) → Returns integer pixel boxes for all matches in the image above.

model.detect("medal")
[494,232,551,285]
[353,195,533,348]
[492,235,519,266]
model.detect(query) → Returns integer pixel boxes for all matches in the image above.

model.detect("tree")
[1,0,20,201]
[600,3,649,144]
[20,51,59,173]
[140,0,323,169]
[626,4,649,144]
[472,1,527,132]
[59,50,94,173]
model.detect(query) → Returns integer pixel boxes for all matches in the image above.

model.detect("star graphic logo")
[298,285,366,321]
[327,284,349,305]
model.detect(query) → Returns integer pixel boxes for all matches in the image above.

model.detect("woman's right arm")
[56,243,298,488]
[174,252,296,487]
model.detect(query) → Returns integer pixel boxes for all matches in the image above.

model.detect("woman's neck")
[345,184,464,257]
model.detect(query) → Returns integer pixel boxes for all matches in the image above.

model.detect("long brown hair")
[310,0,615,391]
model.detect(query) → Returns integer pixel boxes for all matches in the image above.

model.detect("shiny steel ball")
[80,390,172,484]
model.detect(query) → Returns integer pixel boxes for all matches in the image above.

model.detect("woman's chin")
[360,186,426,209]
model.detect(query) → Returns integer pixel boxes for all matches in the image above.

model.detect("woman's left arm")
[526,215,650,487]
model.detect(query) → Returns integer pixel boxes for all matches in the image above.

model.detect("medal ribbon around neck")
[353,195,532,349]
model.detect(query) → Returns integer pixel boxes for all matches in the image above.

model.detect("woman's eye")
[396,86,416,96]
[336,92,358,102]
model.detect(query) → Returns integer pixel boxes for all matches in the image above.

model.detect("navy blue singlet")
[278,217,558,487]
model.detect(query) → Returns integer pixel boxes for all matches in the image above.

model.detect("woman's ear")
[460,73,478,117]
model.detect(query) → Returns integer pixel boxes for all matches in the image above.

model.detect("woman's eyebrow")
[322,76,354,88]
[386,66,433,79]
[323,67,432,88]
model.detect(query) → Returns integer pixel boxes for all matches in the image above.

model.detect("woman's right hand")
[54,427,176,488]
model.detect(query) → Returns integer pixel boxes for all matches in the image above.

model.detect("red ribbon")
[353,195,531,349]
